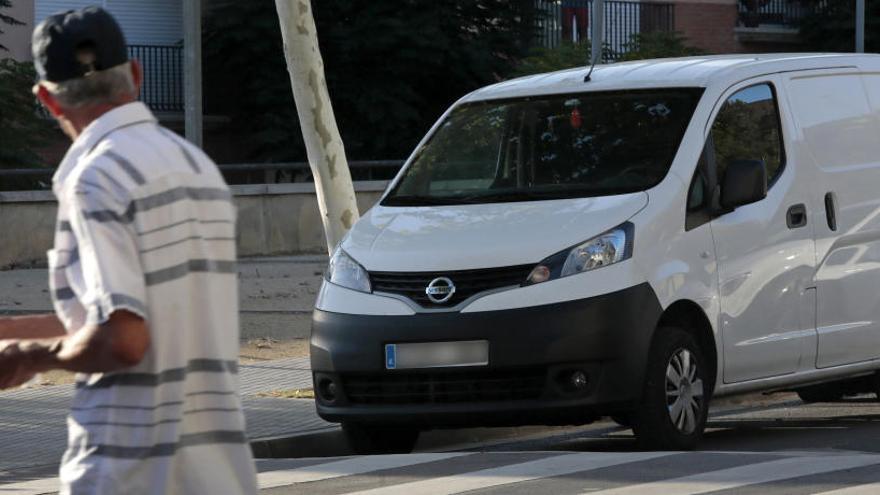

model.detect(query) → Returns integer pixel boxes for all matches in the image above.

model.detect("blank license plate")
[385,341,489,370]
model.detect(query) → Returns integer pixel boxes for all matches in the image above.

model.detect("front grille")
[370,264,534,307]
[341,368,547,405]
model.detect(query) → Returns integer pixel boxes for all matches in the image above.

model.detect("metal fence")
[535,0,675,60]
[128,44,184,113]
[0,161,404,192]
[737,0,825,28]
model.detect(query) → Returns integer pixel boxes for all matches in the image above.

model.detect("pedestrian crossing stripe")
[2,450,880,494]
[0,476,59,494]
[343,451,672,495]
[584,454,880,495]
[813,482,880,495]
[257,453,467,488]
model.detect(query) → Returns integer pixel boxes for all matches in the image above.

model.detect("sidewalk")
[0,356,335,484]
[0,256,336,483]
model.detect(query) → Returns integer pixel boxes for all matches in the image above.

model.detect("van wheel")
[632,327,710,450]
[796,384,844,403]
[342,423,419,455]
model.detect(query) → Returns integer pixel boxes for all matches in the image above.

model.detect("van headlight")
[326,249,371,293]
[525,222,634,285]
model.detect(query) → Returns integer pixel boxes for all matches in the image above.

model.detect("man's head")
[31,6,142,140]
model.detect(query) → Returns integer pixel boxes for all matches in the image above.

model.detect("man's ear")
[34,84,64,117]
[130,59,143,96]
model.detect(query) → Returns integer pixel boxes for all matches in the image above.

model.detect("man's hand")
[0,341,38,389]
[0,311,148,387]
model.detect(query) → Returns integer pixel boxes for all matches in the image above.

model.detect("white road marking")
[257,453,467,489]
[583,454,880,495]
[342,451,674,495]
[0,477,59,495]
[812,482,880,495]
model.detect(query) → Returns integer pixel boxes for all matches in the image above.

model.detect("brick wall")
[663,0,743,54]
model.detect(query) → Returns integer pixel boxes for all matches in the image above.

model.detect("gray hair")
[42,62,136,108]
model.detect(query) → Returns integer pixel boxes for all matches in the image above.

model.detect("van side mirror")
[720,159,767,210]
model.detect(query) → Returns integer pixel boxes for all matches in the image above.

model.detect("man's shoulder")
[72,125,224,195]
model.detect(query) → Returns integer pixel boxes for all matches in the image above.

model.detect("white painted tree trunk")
[274,0,359,254]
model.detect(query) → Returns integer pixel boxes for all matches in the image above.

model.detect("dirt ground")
[28,338,311,387]
[239,337,310,363]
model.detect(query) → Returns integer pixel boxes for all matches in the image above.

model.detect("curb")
[250,427,352,459]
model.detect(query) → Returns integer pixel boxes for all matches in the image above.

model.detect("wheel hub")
[666,348,703,435]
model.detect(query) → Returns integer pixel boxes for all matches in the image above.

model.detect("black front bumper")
[310,283,662,427]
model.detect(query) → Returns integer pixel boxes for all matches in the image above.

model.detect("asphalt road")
[256,392,880,494]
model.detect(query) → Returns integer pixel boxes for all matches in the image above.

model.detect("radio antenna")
[584,48,599,82]
[584,0,604,82]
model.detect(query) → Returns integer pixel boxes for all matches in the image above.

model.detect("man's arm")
[0,314,67,340]
[0,310,150,389]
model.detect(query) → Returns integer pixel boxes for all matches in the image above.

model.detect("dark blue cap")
[32,6,128,83]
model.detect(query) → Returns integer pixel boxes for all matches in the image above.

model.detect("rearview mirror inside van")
[720,159,768,210]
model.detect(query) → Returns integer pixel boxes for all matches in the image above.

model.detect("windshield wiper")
[457,190,558,203]
[382,195,467,206]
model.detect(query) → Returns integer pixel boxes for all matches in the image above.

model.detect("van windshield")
[383,88,704,206]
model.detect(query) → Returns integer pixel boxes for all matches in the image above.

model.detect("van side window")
[710,83,785,186]
[685,83,783,231]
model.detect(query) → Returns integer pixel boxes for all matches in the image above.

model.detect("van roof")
[463,53,880,102]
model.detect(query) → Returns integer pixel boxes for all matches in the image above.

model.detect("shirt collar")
[52,102,157,193]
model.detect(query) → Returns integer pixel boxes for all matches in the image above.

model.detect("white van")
[311,54,880,453]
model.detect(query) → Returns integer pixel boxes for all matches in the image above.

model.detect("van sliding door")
[785,71,880,368]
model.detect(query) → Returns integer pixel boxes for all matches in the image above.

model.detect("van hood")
[341,192,649,272]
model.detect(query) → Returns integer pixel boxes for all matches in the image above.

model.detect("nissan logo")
[425,277,456,304]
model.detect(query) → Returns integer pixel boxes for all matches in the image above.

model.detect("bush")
[509,41,612,78]
[510,31,703,79]
[204,0,537,163]
[618,31,704,62]
[798,0,880,53]
[0,59,55,167]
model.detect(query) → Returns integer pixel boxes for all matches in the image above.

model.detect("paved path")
[5,450,880,494]
[0,356,333,484]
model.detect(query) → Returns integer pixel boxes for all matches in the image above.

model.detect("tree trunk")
[274,0,359,254]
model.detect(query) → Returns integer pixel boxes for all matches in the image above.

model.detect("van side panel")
[785,72,880,368]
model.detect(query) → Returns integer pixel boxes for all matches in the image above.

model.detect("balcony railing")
[128,44,183,113]
[737,0,825,29]
[535,0,675,61]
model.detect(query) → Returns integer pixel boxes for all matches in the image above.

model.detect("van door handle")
[787,204,807,229]
[824,192,837,231]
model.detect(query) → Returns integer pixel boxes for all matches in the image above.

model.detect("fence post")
[183,0,203,147]
[856,0,865,53]
[591,0,604,63]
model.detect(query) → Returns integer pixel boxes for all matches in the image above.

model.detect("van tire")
[632,327,710,450]
[342,423,420,455]
[796,384,844,403]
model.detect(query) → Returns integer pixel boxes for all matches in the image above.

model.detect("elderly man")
[0,7,257,494]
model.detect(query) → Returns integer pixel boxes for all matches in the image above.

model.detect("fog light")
[570,371,588,390]
[318,378,338,403]
[527,265,551,285]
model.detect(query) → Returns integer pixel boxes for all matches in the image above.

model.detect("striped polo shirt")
[49,102,257,494]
